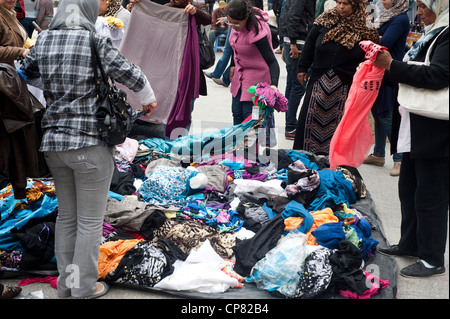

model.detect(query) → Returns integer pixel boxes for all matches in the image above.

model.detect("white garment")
[95,17,125,49]
[154,240,239,293]
[24,0,38,18]
[114,6,131,30]
[233,179,285,198]
[396,106,411,153]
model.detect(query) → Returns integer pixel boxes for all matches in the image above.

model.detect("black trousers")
[398,153,449,267]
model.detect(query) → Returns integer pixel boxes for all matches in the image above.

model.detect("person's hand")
[230,66,235,82]
[270,85,279,92]
[372,50,393,71]
[142,100,157,117]
[297,72,307,85]
[184,3,197,15]
[22,49,30,58]
[127,0,141,11]
[290,44,300,59]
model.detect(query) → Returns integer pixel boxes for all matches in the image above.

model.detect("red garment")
[329,41,386,170]
[339,270,390,299]
[18,276,58,289]
[16,0,25,20]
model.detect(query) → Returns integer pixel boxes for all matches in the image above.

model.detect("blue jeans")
[20,17,36,38]
[232,89,253,125]
[283,42,306,132]
[44,145,114,298]
[211,28,232,86]
[372,108,402,162]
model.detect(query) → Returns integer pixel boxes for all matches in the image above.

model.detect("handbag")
[198,26,215,70]
[89,32,133,146]
[397,26,449,121]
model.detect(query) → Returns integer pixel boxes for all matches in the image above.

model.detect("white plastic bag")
[247,229,308,297]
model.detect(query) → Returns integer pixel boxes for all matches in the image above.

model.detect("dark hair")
[225,0,264,35]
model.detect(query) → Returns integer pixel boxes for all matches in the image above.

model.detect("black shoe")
[400,261,446,278]
[204,71,213,79]
[377,244,418,258]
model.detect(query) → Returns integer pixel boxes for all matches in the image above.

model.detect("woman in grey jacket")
[374,0,448,278]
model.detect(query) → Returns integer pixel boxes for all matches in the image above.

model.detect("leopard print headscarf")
[103,0,122,17]
[314,0,380,49]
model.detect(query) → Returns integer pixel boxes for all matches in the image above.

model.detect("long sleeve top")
[298,24,365,85]
[21,30,155,152]
[388,27,449,159]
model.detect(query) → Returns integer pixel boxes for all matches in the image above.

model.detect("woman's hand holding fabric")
[372,50,393,71]
[143,100,157,117]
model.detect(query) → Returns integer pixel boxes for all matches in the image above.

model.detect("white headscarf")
[49,0,100,32]
[403,0,448,61]
[419,0,449,34]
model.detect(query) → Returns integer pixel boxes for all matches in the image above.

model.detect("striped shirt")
[21,29,154,152]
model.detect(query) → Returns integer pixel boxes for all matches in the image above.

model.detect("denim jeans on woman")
[211,28,232,86]
[283,42,306,132]
[44,145,114,298]
[371,108,402,162]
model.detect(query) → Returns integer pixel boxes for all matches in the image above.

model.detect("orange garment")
[98,239,143,279]
[284,207,339,245]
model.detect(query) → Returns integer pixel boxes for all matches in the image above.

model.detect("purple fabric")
[255,82,288,112]
[116,1,188,125]
[165,14,200,137]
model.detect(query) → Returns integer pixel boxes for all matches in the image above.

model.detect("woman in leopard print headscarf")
[99,0,131,29]
[314,0,380,50]
[293,0,380,154]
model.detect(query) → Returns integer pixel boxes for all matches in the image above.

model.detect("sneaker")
[390,162,401,176]
[285,129,296,140]
[377,244,418,258]
[204,71,213,79]
[363,154,385,167]
[212,77,228,87]
[400,261,446,278]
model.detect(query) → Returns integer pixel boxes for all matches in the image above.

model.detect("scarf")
[404,0,449,61]
[49,0,99,32]
[374,0,409,28]
[103,0,122,17]
[314,0,380,49]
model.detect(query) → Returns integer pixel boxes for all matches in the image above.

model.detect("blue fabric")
[308,169,356,211]
[0,195,58,251]
[262,203,278,220]
[281,200,314,234]
[311,222,346,249]
[138,166,200,206]
[139,119,256,162]
[181,199,244,233]
[286,150,320,170]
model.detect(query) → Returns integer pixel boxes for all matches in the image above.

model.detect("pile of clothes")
[0,115,392,298]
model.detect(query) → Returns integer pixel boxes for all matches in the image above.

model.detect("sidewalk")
[2,52,447,300]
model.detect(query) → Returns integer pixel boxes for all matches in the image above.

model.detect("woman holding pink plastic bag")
[374,0,448,278]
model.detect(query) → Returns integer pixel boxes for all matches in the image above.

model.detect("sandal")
[85,282,109,299]
[0,286,22,299]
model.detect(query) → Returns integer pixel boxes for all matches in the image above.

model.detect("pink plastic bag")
[329,41,386,169]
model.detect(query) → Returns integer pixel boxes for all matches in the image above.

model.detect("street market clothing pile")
[0,134,395,298]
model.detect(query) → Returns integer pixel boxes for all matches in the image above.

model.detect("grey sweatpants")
[44,145,114,298]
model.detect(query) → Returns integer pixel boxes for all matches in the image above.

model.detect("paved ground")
[2,51,448,300]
